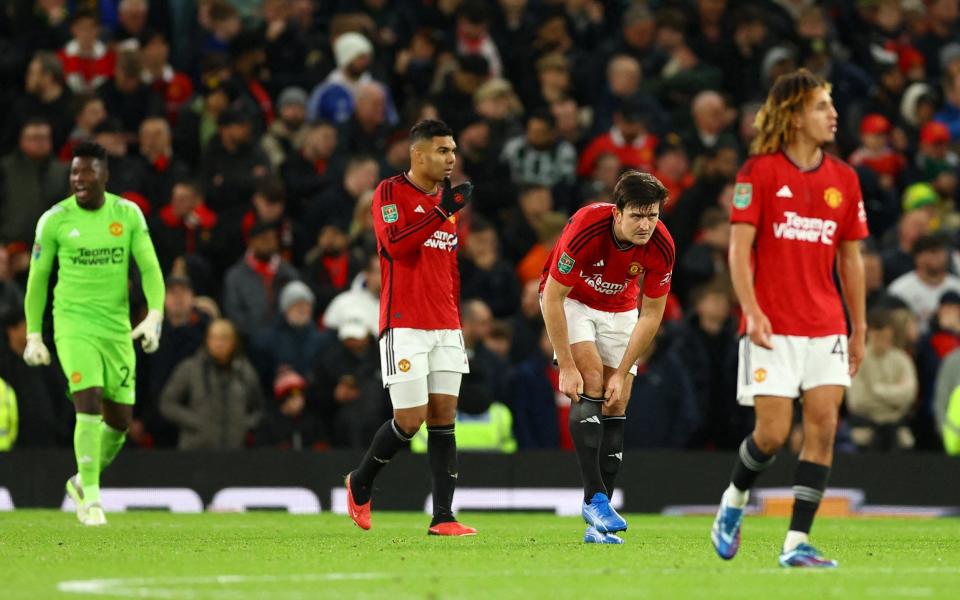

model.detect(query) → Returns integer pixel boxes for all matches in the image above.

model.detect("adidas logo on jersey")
[776,185,794,198]
[69,228,80,238]
[593,260,604,267]
[414,205,425,213]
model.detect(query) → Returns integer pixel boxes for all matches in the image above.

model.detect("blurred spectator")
[460,299,509,413]
[507,279,544,365]
[58,10,115,93]
[2,52,74,159]
[336,81,392,158]
[676,207,730,303]
[223,219,299,338]
[579,152,622,204]
[509,327,563,449]
[624,334,700,449]
[261,0,312,93]
[250,280,326,388]
[501,109,577,210]
[909,122,958,197]
[915,291,960,448]
[311,314,387,448]
[0,119,70,248]
[681,90,737,159]
[159,318,263,450]
[434,54,490,133]
[261,87,308,169]
[150,180,217,276]
[200,107,271,217]
[888,234,960,333]
[227,176,300,266]
[302,223,359,314]
[258,366,317,449]
[549,95,589,148]
[934,67,960,142]
[652,134,694,214]
[515,211,567,287]
[669,283,746,449]
[578,96,659,178]
[0,307,69,447]
[457,116,511,221]
[501,185,553,265]
[58,93,107,161]
[456,1,503,78]
[848,113,906,191]
[99,48,164,137]
[881,207,931,285]
[473,77,524,151]
[0,247,22,311]
[848,310,918,452]
[173,76,236,168]
[280,120,341,217]
[140,30,194,123]
[140,274,209,443]
[459,216,521,319]
[305,154,379,239]
[135,116,191,209]
[228,29,274,131]
[324,253,380,339]
[114,0,151,42]
[92,118,145,204]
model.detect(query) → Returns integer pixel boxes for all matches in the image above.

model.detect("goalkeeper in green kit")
[23,142,165,526]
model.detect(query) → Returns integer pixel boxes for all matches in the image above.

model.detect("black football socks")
[351,419,414,505]
[789,460,830,534]
[730,434,776,493]
[569,395,606,502]
[599,415,626,495]
[427,424,458,526]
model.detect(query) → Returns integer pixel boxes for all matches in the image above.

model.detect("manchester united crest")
[109,222,124,236]
[628,262,642,276]
[824,187,843,209]
[398,359,411,372]
[753,368,767,383]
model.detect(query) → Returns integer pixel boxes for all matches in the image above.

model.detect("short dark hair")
[254,176,286,204]
[867,309,892,331]
[912,234,947,256]
[21,117,52,132]
[174,179,204,197]
[527,108,555,128]
[613,170,668,212]
[409,119,453,143]
[73,141,108,162]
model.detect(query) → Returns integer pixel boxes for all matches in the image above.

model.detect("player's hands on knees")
[745,309,774,349]
[559,364,584,402]
[603,371,627,409]
[848,332,865,376]
[132,309,163,353]
[437,177,473,217]
[23,333,51,366]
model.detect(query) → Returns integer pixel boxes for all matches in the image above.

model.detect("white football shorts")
[737,334,851,406]
[379,328,470,388]
[550,297,640,377]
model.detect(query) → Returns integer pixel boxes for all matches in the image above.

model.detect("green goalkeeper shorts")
[55,336,136,404]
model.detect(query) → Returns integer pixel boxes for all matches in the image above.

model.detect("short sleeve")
[841,170,870,241]
[547,219,587,287]
[642,225,675,298]
[730,159,762,227]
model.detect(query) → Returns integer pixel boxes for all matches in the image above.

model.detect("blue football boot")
[711,498,744,560]
[581,492,627,533]
[583,525,624,544]
[779,543,838,568]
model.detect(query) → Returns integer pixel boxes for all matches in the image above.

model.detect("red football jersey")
[731,151,870,337]
[373,173,461,335]
[540,203,675,312]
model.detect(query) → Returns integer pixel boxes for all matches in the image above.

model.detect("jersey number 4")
[830,336,845,363]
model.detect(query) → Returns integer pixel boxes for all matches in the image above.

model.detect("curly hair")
[751,68,831,156]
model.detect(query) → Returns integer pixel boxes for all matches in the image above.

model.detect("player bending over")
[540,170,675,544]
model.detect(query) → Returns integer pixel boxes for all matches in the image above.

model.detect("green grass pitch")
[3,511,959,599]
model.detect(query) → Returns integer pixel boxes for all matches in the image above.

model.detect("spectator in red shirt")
[848,113,906,191]
[58,10,116,93]
[140,30,194,124]
[578,96,658,177]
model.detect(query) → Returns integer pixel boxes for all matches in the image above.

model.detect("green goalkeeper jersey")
[24,193,165,341]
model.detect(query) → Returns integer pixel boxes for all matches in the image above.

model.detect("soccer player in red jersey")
[344,119,477,536]
[540,170,675,543]
[710,69,868,568]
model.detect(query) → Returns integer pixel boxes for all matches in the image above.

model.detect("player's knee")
[72,389,103,414]
[754,424,790,454]
[393,411,426,435]
[581,369,604,396]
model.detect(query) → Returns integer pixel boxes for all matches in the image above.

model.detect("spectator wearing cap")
[99,48,165,137]
[223,219,299,338]
[249,280,327,391]
[848,113,906,191]
[57,10,116,93]
[150,180,218,277]
[908,122,959,200]
[306,32,398,126]
[578,96,659,177]
[141,30,194,124]
[0,304,70,447]
[2,52,74,155]
[310,310,388,449]
[261,87,308,169]
[257,365,320,449]
[200,106,271,217]
[135,116,191,209]
[500,109,577,211]
[848,309,918,452]
[140,274,210,448]
[0,119,69,250]
[651,134,694,213]
[888,234,960,334]
[159,318,263,450]
[323,252,380,342]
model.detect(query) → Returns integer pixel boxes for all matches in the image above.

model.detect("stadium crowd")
[1,0,960,455]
